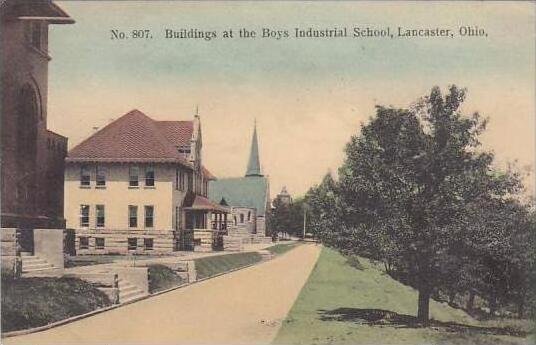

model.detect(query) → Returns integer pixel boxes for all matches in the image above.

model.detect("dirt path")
[4,243,321,345]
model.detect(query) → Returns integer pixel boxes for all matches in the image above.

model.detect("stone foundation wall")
[74,229,176,255]
[34,228,64,268]
[1,228,20,277]
[193,230,214,252]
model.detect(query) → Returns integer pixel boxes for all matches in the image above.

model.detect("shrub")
[148,264,185,293]
[1,276,111,332]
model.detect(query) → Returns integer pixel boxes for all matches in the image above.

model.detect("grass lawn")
[1,276,111,332]
[194,252,262,280]
[148,264,185,293]
[273,247,529,345]
[267,242,301,256]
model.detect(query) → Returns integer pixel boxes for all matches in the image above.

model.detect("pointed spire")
[245,120,262,177]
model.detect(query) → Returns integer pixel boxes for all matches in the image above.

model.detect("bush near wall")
[194,252,262,280]
[148,264,185,293]
[1,276,111,332]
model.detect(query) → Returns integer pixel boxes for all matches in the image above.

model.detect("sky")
[48,1,535,197]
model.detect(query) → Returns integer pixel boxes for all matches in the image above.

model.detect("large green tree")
[305,173,341,245]
[335,86,523,323]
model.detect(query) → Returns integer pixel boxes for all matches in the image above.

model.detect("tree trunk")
[518,301,525,319]
[448,291,456,305]
[417,288,431,325]
[489,296,497,316]
[466,290,475,314]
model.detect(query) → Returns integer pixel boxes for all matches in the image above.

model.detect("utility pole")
[303,207,306,240]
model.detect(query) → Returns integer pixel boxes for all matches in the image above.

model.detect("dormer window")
[177,145,191,154]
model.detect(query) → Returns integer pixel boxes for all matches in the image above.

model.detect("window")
[187,172,193,191]
[248,211,251,221]
[178,145,190,154]
[129,166,139,187]
[128,238,137,251]
[79,236,89,250]
[129,205,138,228]
[96,165,106,187]
[144,206,154,228]
[96,205,105,228]
[80,166,91,187]
[175,206,180,230]
[175,168,179,190]
[178,170,185,191]
[31,22,42,50]
[240,214,245,224]
[80,205,90,227]
[144,238,154,251]
[95,237,105,250]
[145,166,155,187]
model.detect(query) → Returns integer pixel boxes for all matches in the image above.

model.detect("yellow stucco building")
[64,109,228,254]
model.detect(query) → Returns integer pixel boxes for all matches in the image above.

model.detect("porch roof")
[183,195,229,213]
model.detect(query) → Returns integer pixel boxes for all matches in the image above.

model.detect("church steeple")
[245,120,262,177]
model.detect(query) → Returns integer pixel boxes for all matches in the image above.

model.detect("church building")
[1,1,74,274]
[209,123,272,242]
[1,0,73,231]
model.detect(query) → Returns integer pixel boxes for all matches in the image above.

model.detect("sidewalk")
[4,243,320,345]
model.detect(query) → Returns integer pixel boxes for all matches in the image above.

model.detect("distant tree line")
[275,86,535,325]
[269,197,308,239]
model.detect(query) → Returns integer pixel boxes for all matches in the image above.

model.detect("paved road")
[5,243,321,345]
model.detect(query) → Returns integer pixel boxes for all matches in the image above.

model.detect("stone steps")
[118,278,147,303]
[21,256,55,273]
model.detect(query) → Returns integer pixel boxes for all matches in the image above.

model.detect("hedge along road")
[4,243,322,345]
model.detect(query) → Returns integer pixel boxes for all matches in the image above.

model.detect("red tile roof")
[67,109,216,179]
[202,166,216,181]
[183,195,229,213]
[155,121,193,147]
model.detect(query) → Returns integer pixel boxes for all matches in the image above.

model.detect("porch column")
[207,211,212,230]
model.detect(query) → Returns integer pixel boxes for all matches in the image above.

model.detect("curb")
[1,248,285,338]
[1,303,120,338]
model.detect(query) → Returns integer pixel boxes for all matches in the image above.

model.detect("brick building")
[1,1,73,231]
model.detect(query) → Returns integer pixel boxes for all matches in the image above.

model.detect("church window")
[31,22,43,50]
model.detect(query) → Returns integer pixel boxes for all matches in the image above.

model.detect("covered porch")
[182,195,229,252]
